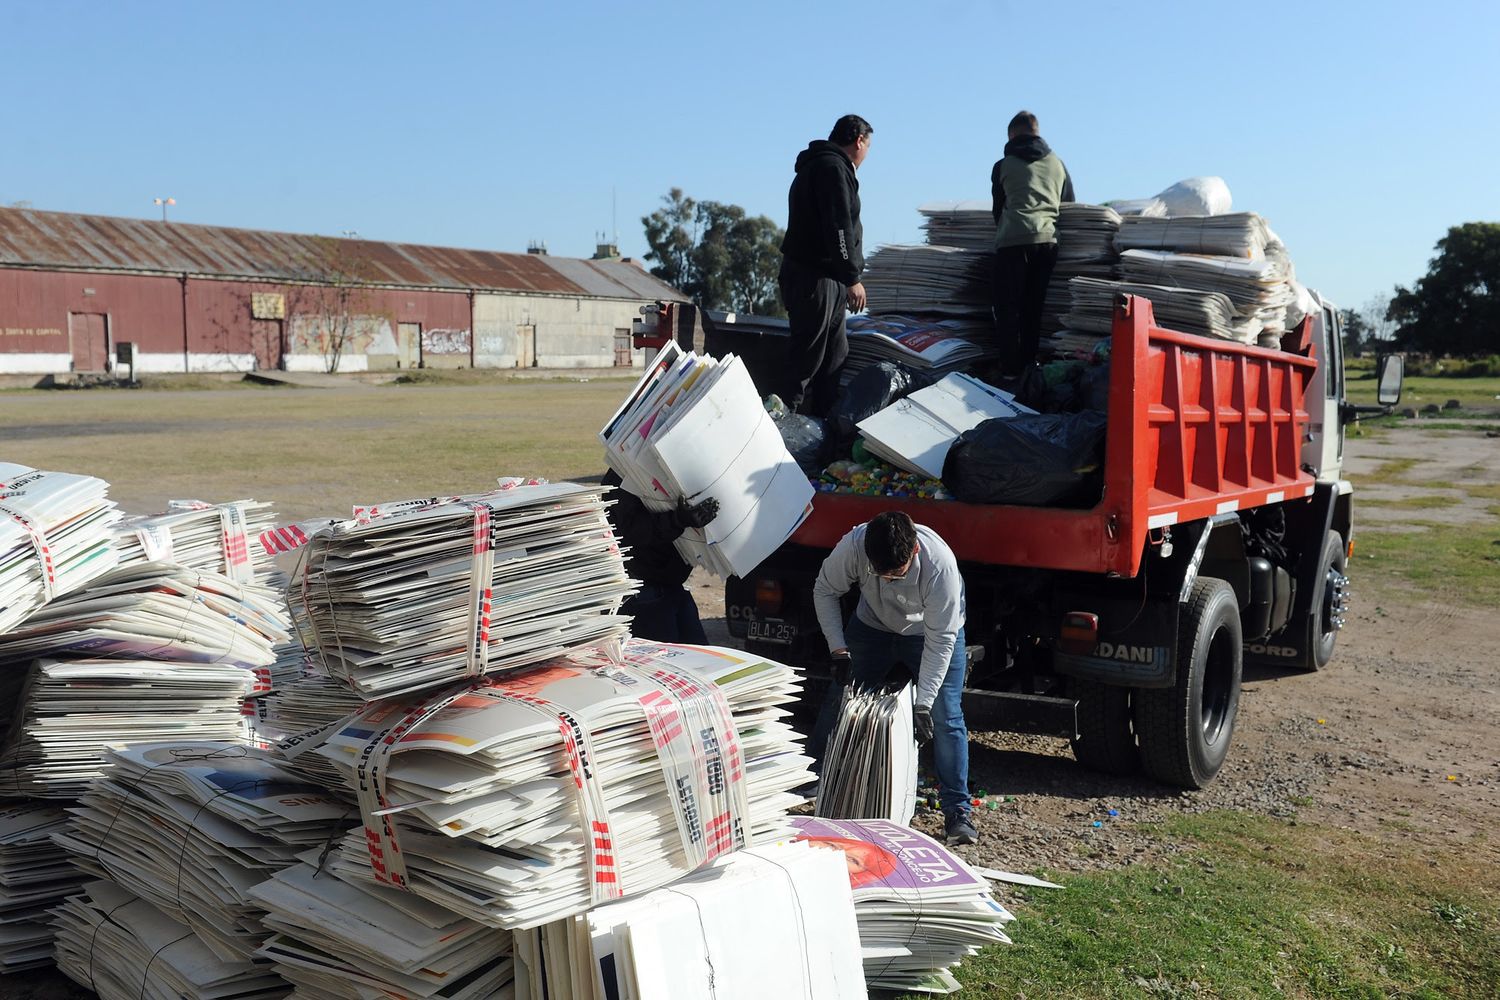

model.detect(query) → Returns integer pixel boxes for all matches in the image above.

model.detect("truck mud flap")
[1243,637,1308,669]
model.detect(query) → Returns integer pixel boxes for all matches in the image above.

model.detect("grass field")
[1345,371,1500,411]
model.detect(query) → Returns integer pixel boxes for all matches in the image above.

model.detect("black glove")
[675,495,719,530]
[913,706,934,746]
[829,650,852,686]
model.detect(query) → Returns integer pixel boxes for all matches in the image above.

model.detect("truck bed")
[790,294,1318,577]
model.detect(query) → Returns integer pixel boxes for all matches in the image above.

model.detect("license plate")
[748,619,797,644]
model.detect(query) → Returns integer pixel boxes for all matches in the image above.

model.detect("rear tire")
[1301,530,1348,671]
[1070,681,1140,775]
[1138,578,1242,789]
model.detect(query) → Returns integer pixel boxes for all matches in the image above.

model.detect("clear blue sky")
[5,0,1497,313]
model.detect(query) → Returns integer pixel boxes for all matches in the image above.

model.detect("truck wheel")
[1070,681,1139,775]
[1302,531,1349,671]
[1137,578,1242,789]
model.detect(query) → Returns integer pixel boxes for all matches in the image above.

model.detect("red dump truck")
[635,294,1402,787]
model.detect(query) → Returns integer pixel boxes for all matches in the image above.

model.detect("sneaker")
[944,812,978,847]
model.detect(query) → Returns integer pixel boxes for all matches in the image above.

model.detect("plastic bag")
[774,412,831,475]
[828,362,934,439]
[942,411,1108,507]
[1154,176,1232,218]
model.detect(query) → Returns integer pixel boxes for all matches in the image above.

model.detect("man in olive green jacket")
[990,110,1074,377]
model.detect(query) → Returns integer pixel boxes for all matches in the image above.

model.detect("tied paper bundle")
[1114,211,1274,259]
[53,742,352,961]
[54,879,289,1000]
[512,842,867,1000]
[0,463,121,634]
[298,640,814,930]
[601,344,813,579]
[115,499,282,588]
[816,683,918,825]
[863,244,992,316]
[289,482,634,700]
[0,803,90,971]
[1119,246,1296,337]
[790,817,1018,995]
[252,855,514,1000]
[840,315,1000,389]
[1063,276,1262,345]
[1043,203,1124,333]
[917,200,994,252]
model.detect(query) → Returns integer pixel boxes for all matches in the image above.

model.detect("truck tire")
[1137,578,1242,789]
[1301,530,1349,671]
[1070,681,1139,775]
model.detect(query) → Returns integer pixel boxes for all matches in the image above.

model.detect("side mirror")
[1376,353,1403,407]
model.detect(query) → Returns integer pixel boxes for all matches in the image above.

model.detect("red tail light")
[1058,611,1099,655]
[755,579,785,616]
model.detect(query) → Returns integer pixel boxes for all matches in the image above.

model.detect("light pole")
[153,197,176,222]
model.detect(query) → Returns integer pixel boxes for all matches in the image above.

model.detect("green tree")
[1339,308,1367,357]
[1387,223,1500,356]
[642,190,786,315]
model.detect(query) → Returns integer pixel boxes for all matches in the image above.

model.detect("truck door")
[1301,305,1345,481]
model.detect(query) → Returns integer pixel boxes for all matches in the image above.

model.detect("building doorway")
[516,324,536,368]
[68,313,109,372]
[397,322,422,369]
[614,328,633,367]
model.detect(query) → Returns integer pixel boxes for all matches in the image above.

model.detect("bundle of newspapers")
[1118,246,1296,337]
[601,344,813,579]
[864,244,992,316]
[1064,275,1262,345]
[817,683,918,825]
[289,482,634,700]
[0,463,120,634]
[115,499,282,587]
[1043,203,1124,335]
[1115,211,1273,259]
[0,803,89,971]
[918,200,994,252]
[511,841,866,1000]
[253,854,514,1000]
[53,742,351,960]
[295,640,813,930]
[841,314,1000,387]
[791,817,1017,994]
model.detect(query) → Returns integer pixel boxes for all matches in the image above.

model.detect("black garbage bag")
[773,412,831,475]
[942,411,1108,507]
[1080,362,1111,412]
[828,362,934,438]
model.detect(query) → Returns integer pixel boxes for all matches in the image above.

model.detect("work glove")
[829,650,852,686]
[675,495,719,530]
[913,706,934,747]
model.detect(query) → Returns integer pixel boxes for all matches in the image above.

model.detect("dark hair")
[829,114,874,146]
[1008,110,1039,136]
[864,511,917,574]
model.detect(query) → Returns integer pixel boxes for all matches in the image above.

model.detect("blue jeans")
[809,614,971,818]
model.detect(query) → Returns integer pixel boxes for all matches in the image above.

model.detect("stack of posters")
[841,315,1000,387]
[856,373,1036,479]
[1119,246,1296,337]
[512,841,866,1000]
[0,463,120,634]
[306,640,813,930]
[252,855,514,1000]
[54,742,351,960]
[1064,276,1262,345]
[115,499,282,588]
[1043,203,1125,332]
[0,803,89,972]
[790,817,1017,994]
[289,482,634,700]
[601,344,813,579]
[816,683,917,825]
[917,201,994,251]
[54,879,290,1000]
[1115,211,1273,259]
[864,244,991,316]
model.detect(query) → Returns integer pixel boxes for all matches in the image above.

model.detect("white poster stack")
[601,344,813,579]
[816,683,918,825]
[0,803,88,972]
[296,640,813,930]
[1043,203,1124,337]
[0,463,120,635]
[1064,275,1262,345]
[289,482,635,700]
[115,499,282,587]
[856,372,1037,479]
[1118,245,1296,341]
[841,315,999,388]
[917,200,994,252]
[864,244,992,316]
[1115,211,1273,259]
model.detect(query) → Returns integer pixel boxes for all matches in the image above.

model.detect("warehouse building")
[0,207,684,374]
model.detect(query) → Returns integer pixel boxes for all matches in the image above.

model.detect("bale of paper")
[0,463,120,634]
[1119,246,1296,336]
[252,855,514,1000]
[54,879,290,1000]
[1043,203,1125,333]
[841,314,1000,388]
[791,817,1016,994]
[0,803,89,972]
[1115,211,1273,259]
[115,499,281,587]
[1064,276,1262,345]
[864,244,992,316]
[816,683,918,825]
[918,200,994,252]
[601,344,813,579]
[512,841,867,1000]
[288,482,634,700]
[306,640,814,930]
[856,372,1037,479]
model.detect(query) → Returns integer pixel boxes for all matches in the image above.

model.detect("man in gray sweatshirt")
[809,511,976,846]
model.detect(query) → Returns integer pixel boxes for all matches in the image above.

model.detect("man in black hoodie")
[778,114,873,415]
[602,468,719,643]
[991,110,1074,377]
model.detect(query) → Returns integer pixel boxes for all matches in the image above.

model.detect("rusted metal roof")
[0,207,686,301]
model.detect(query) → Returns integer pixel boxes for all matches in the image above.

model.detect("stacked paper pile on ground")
[54,879,289,1000]
[115,499,281,587]
[299,640,812,930]
[0,463,120,634]
[1043,203,1124,334]
[1115,211,1273,259]
[512,842,866,1000]
[817,684,917,825]
[857,373,1037,479]
[54,742,350,960]
[791,817,1017,994]
[864,244,992,316]
[841,314,1000,388]
[253,853,514,999]
[918,200,994,251]
[1064,276,1261,344]
[289,482,633,700]
[0,803,89,971]
[602,344,813,578]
